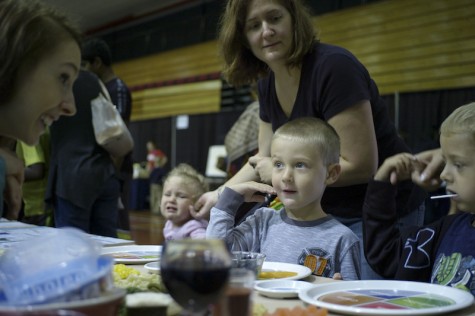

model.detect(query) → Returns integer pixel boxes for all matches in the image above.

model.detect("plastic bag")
[0,228,113,305]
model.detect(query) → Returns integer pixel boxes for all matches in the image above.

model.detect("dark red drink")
[161,261,229,313]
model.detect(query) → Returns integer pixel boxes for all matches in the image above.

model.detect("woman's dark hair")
[218,0,318,86]
[0,0,82,105]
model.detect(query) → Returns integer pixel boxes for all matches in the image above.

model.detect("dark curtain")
[128,86,475,179]
[129,117,172,167]
[397,87,475,153]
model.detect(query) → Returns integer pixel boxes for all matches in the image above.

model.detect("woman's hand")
[191,189,219,220]
[248,155,273,184]
[4,176,22,219]
[0,147,24,218]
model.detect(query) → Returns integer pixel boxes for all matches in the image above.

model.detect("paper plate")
[101,245,161,264]
[257,262,312,282]
[255,280,314,298]
[299,280,474,315]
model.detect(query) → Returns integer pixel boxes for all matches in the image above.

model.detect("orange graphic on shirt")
[304,254,328,276]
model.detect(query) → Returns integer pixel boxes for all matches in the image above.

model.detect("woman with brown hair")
[196,0,426,280]
[0,0,82,218]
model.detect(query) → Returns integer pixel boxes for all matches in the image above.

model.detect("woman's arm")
[328,100,378,186]
[247,120,274,184]
[192,120,273,219]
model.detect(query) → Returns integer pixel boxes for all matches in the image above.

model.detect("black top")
[364,179,475,296]
[258,43,420,218]
[46,70,116,210]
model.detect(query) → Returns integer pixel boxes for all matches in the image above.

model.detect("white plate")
[255,280,314,298]
[144,261,160,274]
[257,262,312,282]
[101,245,161,264]
[299,280,474,315]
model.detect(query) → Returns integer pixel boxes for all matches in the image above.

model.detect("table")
[0,219,134,250]
[130,265,475,316]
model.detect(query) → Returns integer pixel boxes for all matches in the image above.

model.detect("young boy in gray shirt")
[207,117,360,280]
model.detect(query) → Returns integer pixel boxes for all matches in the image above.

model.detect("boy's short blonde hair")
[164,163,209,197]
[440,102,475,140]
[272,117,340,166]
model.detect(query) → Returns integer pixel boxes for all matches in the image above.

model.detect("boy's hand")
[229,181,276,203]
[411,148,444,191]
[374,153,418,185]
[332,272,343,280]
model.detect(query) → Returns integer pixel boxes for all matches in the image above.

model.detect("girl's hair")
[0,0,82,105]
[440,102,475,140]
[273,117,340,166]
[164,163,209,197]
[218,0,318,86]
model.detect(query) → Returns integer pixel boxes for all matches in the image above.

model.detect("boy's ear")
[325,163,341,185]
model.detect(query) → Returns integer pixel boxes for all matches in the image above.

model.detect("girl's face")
[1,39,80,145]
[160,176,196,226]
[440,133,475,213]
[245,0,293,67]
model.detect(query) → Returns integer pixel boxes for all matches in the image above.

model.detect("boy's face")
[160,176,195,226]
[270,137,329,213]
[440,133,475,213]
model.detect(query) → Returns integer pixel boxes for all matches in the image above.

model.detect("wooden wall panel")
[317,0,475,94]
[114,41,220,88]
[115,0,475,121]
[131,80,222,121]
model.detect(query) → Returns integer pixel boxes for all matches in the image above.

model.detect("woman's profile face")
[244,0,293,67]
[2,39,80,145]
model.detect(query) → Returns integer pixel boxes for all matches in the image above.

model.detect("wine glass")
[160,239,231,315]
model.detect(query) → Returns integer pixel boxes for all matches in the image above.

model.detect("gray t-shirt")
[207,188,361,280]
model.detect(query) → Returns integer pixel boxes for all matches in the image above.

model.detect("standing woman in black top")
[194,0,426,280]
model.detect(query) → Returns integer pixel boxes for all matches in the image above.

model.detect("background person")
[0,0,81,218]
[161,163,208,240]
[81,37,133,232]
[195,0,425,279]
[16,131,52,226]
[46,70,120,238]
